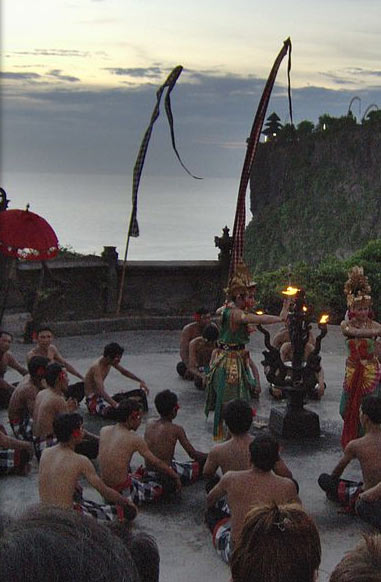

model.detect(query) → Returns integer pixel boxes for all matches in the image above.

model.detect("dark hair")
[329,534,381,582]
[45,362,64,388]
[154,390,178,417]
[36,326,53,335]
[249,434,279,471]
[223,399,252,435]
[195,307,209,316]
[103,342,124,359]
[110,523,160,582]
[53,413,83,443]
[361,395,381,424]
[28,356,50,379]
[0,505,139,582]
[202,324,219,342]
[231,503,321,582]
[112,398,142,422]
[0,330,13,340]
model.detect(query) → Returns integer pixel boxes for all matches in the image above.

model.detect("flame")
[282,286,300,296]
[256,310,264,315]
[319,314,329,324]
[302,306,308,312]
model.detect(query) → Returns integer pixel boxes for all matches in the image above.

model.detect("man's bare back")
[144,419,182,467]
[84,358,111,396]
[8,375,38,422]
[340,432,381,491]
[99,424,143,487]
[33,389,72,437]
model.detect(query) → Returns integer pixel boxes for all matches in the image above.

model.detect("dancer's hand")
[140,381,149,395]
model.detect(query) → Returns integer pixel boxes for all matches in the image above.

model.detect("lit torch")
[256,310,264,315]
[319,314,329,325]
[281,286,300,296]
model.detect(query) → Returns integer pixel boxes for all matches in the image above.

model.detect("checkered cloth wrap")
[213,518,233,564]
[138,458,200,486]
[229,38,292,276]
[114,474,163,505]
[33,434,58,461]
[85,393,110,417]
[337,478,363,513]
[73,486,124,522]
[0,448,22,475]
[10,415,33,441]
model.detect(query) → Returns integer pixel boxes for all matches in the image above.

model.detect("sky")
[2,0,381,179]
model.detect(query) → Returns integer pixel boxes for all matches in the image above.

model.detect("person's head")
[0,331,12,353]
[103,342,124,364]
[154,389,179,418]
[27,356,49,383]
[0,505,139,582]
[194,308,211,329]
[112,398,143,429]
[202,324,219,343]
[249,433,279,472]
[360,395,381,427]
[223,399,252,435]
[245,286,257,310]
[53,412,83,444]
[351,303,370,321]
[110,523,160,582]
[36,327,53,347]
[231,291,248,310]
[45,362,68,391]
[329,534,381,582]
[231,503,321,582]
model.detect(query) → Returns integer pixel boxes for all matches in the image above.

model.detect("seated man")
[144,389,207,489]
[206,433,300,563]
[39,412,137,522]
[84,342,149,417]
[318,395,381,529]
[0,330,28,408]
[176,308,212,379]
[8,356,49,441]
[98,398,181,504]
[0,423,33,476]
[330,533,381,582]
[188,324,219,389]
[27,326,84,381]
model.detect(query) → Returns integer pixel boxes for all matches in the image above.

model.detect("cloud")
[105,66,164,78]
[0,71,41,80]
[12,49,90,58]
[47,69,80,83]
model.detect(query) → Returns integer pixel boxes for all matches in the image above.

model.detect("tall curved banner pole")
[229,37,293,279]
[116,66,201,315]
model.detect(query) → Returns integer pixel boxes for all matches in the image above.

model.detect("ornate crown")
[225,260,256,298]
[344,266,372,309]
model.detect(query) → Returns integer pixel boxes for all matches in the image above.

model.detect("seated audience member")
[318,395,381,527]
[188,324,219,389]
[0,423,33,476]
[27,326,84,380]
[84,342,149,417]
[111,523,160,582]
[176,308,212,378]
[8,356,49,441]
[206,433,300,563]
[99,398,181,504]
[39,412,136,522]
[329,534,381,582]
[144,389,207,488]
[0,330,28,408]
[230,503,321,582]
[0,505,139,582]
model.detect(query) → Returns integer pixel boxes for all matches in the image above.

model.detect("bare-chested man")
[318,395,381,529]
[0,330,28,408]
[206,433,300,563]
[8,356,49,440]
[27,326,83,380]
[0,423,33,476]
[84,342,148,417]
[176,308,212,379]
[98,398,181,504]
[188,324,219,389]
[39,412,137,522]
[144,389,207,489]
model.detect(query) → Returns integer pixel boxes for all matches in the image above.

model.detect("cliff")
[245,121,381,272]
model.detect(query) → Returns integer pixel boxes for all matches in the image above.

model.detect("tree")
[296,120,314,137]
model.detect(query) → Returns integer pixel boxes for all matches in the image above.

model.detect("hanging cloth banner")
[229,37,293,277]
[129,65,201,238]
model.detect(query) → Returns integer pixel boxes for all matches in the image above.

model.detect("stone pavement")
[0,324,373,581]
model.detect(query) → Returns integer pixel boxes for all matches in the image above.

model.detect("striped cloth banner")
[129,65,201,238]
[229,38,293,277]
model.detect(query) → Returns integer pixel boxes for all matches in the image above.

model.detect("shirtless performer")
[0,423,33,476]
[39,412,137,522]
[176,308,213,378]
[84,342,149,417]
[0,330,28,408]
[188,324,219,389]
[144,389,207,489]
[206,433,300,563]
[98,398,181,504]
[318,395,381,529]
[8,356,49,440]
[27,326,83,380]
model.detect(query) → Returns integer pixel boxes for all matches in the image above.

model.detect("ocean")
[1,172,250,261]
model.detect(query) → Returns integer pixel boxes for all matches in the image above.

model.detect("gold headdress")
[225,260,256,298]
[344,266,372,309]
